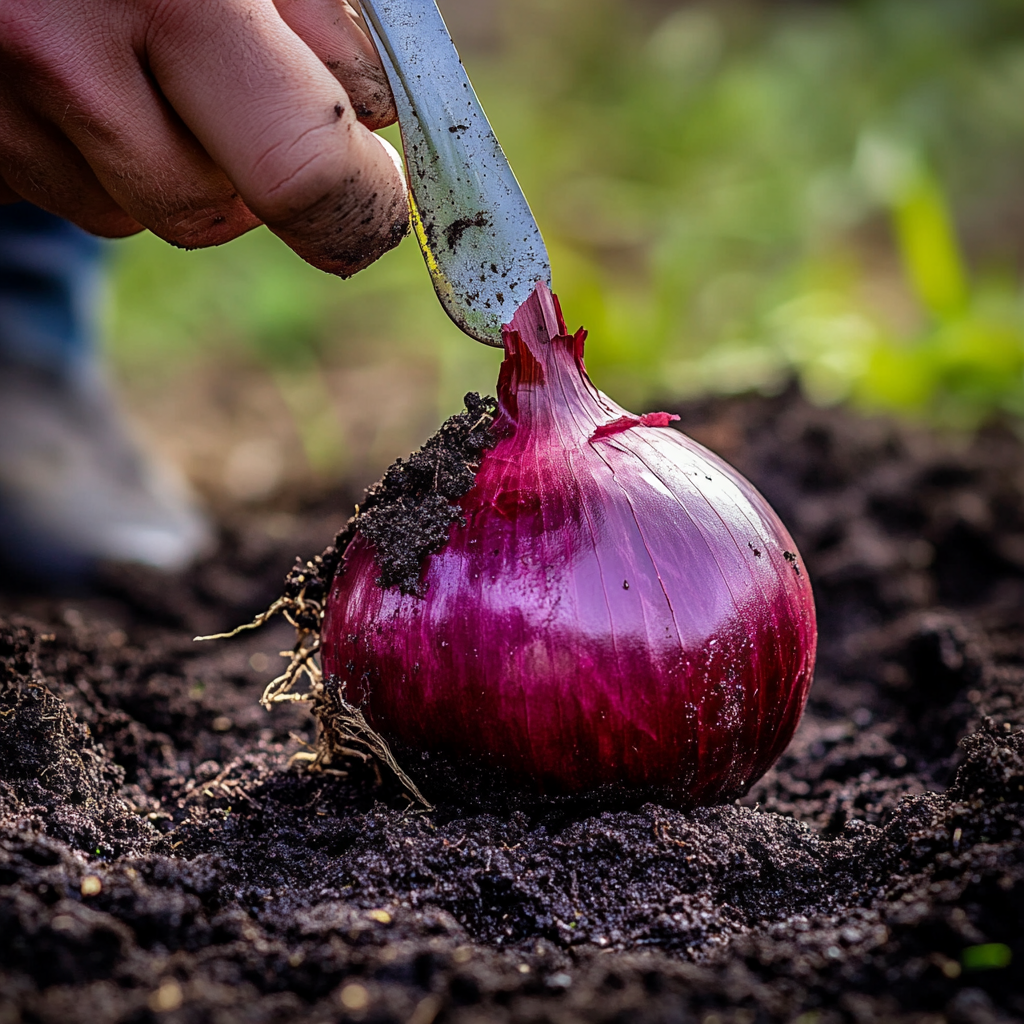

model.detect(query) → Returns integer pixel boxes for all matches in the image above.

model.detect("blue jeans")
[0,203,103,377]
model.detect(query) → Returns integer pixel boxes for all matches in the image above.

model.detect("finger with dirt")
[0,0,408,273]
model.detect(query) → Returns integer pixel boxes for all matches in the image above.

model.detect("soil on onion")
[326,389,498,596]
[1,390,1022,1024]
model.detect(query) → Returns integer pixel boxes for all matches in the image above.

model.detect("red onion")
[321,283,816,807]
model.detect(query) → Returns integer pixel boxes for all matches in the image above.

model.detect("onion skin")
[322,284,816,807]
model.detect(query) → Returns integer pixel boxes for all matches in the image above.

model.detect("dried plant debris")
[0,390,1022,1023]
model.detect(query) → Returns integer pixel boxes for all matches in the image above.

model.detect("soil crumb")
[1,390,1022,1023]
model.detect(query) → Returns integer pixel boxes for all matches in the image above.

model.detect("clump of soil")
[332,390,498,595]
[1,390,1022,1023]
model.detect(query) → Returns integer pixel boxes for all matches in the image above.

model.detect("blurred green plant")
[852,140,1024,425]
[485,0,1024,424]
[106,0,1024,467]
[961,943,1013,971]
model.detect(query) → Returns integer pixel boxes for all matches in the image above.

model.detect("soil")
[338,391,498,595]
[1,390,1022,1024]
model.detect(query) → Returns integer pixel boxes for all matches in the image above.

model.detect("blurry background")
[104,0,1024,508]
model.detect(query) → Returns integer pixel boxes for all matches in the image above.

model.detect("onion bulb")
[321,283,816,807]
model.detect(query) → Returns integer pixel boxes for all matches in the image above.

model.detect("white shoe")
[0,363,213,581]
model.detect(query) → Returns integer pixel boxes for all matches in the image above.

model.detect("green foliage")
[961,943,1013,971]
[107,0,1024,434]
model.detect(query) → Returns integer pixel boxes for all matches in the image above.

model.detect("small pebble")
[148,979,183,1013]
[339,983,369,1011]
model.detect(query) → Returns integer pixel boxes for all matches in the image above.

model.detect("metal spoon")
[357,0,551,347]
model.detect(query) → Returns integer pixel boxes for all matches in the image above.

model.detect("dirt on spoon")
[0,389,1022,1024]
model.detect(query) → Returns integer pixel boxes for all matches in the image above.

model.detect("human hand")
[0,0,408,276]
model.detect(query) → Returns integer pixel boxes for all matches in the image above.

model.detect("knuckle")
[4,178,143,237]
[0,6,106,94]
[0,147,137,238]
[143,0,208,45]
[0,7,46,59]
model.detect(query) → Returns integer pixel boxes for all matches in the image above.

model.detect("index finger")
[143,0,408,276]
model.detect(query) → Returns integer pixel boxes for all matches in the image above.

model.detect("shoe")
[0,361,213,583]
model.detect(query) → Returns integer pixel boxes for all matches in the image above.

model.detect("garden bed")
[1,391,1022,1023]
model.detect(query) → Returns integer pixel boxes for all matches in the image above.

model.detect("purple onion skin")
[322,284,816,807]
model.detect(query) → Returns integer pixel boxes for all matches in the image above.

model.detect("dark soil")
[1,390,1022,1024]
[336,390,498,595]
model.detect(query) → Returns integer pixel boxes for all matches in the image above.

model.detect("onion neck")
[496,282,621,439]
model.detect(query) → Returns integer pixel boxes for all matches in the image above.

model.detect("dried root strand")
[182,758,262,808]
[312,694,431,809]
[195,548,432,810]
[193,597,290,642]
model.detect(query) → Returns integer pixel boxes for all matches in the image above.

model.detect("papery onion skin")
[321,284,816,807]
